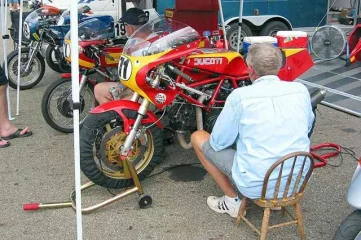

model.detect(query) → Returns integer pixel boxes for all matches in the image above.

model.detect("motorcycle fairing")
[185,50,248,76]
[278,48,314,81]
[119,40,201,109]
[24,6,61,41]
[350,40,361,63]
[347,159,361,209]
[47,25,70,43]
[90,100,163,134]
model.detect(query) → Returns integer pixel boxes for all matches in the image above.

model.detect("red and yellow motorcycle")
[41,17,126,133]
[79,17,314,189]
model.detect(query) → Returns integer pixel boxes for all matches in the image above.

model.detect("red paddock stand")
[310,143,342,168]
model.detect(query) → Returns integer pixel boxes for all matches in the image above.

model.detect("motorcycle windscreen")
[122,17,200,57]
[57,6,93,26]
[64,16,115,42]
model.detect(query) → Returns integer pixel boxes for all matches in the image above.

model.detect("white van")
[44,0,159,28]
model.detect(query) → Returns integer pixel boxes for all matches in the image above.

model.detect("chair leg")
[235,197,247,227]
[294,203,306,240]
[281,207,286,217]
[260,208,271,240]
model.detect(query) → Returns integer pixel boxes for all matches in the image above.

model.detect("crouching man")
[191,43,314,217]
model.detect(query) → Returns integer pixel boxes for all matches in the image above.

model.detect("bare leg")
[0,84,31,137]
[94,82,118,105]
[191,130,238,198]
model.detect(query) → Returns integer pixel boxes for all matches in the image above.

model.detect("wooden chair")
[235,151,314,240]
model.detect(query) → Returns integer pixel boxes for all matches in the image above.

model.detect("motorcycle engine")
[167,102,198,132]
[166,79,252,133]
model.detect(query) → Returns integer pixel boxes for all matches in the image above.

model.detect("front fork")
[120,74,160,157]
[24,41,41,72]
[120,96,150,156]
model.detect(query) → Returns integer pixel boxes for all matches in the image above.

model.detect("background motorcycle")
[5,6,93,90]
[5,6,61,90]
[333,157,361,240]
[44,6,93,73]
[41,17,126,133]
[78,17,315,189]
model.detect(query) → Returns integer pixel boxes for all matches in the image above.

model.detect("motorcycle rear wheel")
[80,110,164,189]
[333,210,361,240]
[6,47,45,90]
[41,77,95,133]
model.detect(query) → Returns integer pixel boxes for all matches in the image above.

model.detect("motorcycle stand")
[23,159,152,214]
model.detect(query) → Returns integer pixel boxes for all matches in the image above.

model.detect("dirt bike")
[41,17,126,133]
[333,157,361,240]
[78,17,315,189]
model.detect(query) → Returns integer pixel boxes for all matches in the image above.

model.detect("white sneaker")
[207,196,242,218]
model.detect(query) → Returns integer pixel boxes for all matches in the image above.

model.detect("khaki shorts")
[202,140,236,178]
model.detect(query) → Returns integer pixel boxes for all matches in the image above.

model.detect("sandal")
[2,128,33,140]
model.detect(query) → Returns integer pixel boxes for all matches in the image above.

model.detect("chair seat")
[254,193,304,208]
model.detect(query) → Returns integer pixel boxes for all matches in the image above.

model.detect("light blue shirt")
[210,75,314,199]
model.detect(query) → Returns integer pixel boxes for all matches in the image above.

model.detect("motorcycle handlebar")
[90,45,115,61]
[108,38,128,46]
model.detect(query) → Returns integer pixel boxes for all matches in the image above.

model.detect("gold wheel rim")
[100,128,155,179]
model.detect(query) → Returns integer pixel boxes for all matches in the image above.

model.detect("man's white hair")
[245,43,283,76]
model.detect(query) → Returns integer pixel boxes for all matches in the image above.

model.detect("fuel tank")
[184,48,248,76]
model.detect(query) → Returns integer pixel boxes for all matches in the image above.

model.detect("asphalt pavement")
[1,11,361,240]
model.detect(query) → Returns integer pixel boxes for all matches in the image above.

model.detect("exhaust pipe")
[310,89,326,109]
[177,95,206,149]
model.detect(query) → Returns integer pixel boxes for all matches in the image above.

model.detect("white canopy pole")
[236,0,244,53]
[1,0,14,120]
[218,0,228,49]
[70,0,83,238]
[16,0,23,115]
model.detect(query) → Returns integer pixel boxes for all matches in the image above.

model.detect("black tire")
[80,110,165,189]
[333,210,361,240]
[260,21,290,37]
[45,45,70,73]
[227,22,252,52]
[5,47,45,90]
[41,77,95,133]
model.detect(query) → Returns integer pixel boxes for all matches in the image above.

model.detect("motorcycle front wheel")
[41,77,95,133]
[45,45,70,73]
[80,110,164,189]
[333,210,361,240]
[6,47,45,90]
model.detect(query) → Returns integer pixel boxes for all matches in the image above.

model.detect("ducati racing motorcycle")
[41,17,126,133]
[79,17,315,189]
